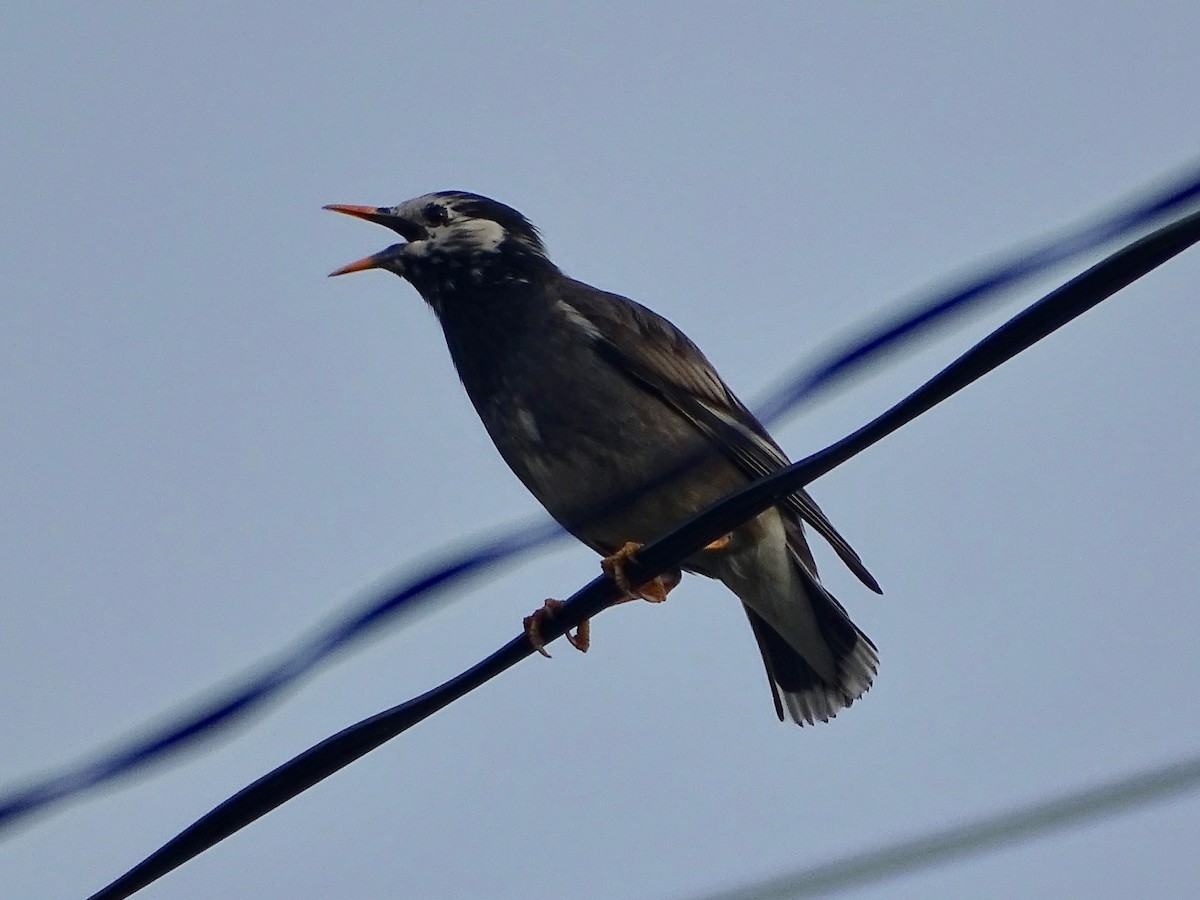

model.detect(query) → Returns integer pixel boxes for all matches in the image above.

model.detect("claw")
[601,541,680,604]
[703,533,733,552]
[523,598,589,656]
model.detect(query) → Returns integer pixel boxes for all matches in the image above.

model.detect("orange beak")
[328,252,390,277]
[323,204,390,223]
[325,201,427,246]
[326,203,423,276]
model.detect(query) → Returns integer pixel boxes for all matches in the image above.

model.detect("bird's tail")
[700,508,877,725]
[743,563,878,725]
[716,519,877,725]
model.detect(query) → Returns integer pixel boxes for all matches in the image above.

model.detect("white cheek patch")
[391,195,524,257]
[446,218,506,252]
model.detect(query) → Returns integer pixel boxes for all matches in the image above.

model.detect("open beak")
[326,203,424,278]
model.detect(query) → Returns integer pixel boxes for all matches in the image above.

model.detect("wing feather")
[563,281,881,593]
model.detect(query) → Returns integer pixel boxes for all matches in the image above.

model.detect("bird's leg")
[602,541,681,604]
[523,598,590,657]
[524,541,682,658]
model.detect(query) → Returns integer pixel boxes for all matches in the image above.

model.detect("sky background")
[3,4,1200,898]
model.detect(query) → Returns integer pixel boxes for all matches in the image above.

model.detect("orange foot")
[523,598,590,657]
[601,541,681,604]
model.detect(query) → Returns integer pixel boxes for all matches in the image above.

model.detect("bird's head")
[325,191,550,294]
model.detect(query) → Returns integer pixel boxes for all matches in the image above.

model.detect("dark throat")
[422,267,562,402]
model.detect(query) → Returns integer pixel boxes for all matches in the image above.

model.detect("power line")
[697,750,1200,899]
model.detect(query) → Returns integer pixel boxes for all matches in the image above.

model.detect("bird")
[325,191,881,726]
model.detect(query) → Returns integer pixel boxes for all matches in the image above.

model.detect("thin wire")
[0,518,564,831]
[753,158,1200,420]
[696,750,1200,899]
[5,160,1199,835]
[87,206,1200,900]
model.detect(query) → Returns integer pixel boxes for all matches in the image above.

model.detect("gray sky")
[4,4,1200,898]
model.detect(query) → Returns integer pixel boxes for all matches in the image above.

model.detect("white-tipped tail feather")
[717,513,877,726]
[749,602,877,725]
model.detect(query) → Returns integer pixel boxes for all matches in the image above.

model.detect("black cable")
[88,206,1200,900]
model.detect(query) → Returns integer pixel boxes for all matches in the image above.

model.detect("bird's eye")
[424,203,449,226]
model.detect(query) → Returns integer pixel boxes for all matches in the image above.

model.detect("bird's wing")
[562,282,881,593]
